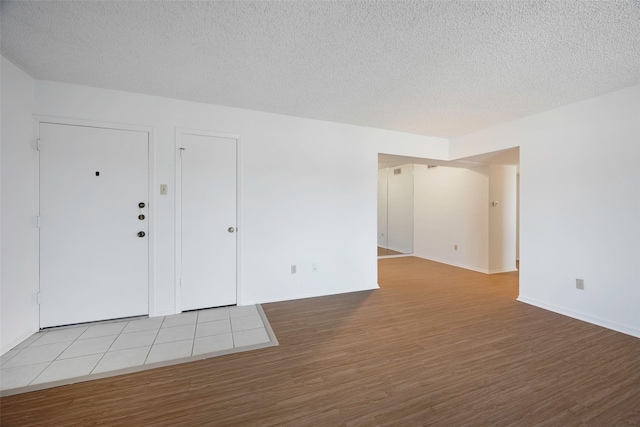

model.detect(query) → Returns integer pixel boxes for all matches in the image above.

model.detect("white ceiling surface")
[1,1,639,138]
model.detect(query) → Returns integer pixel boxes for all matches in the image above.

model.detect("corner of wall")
[1,56,39,355]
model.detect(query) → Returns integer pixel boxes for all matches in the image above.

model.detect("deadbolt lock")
[138,214,145,220]
[138,202,145,208]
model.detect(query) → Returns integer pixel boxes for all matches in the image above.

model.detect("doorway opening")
[377,149,519,279]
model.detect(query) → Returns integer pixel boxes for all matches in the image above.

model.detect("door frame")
[34,115,157,323]
[174,128,243,312]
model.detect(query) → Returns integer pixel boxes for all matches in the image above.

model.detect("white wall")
[5,57,635,353]
[386,164,414,253]
[377,167,388,247]
[412,164,517,274]
[33,81,447,308]
[452,85,640,338]
[0,69,449,354]
[413,164,490,272]
[1,57,39,354]
[516,173,520,261]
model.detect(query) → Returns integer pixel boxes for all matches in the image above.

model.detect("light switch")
[160,184,168,195]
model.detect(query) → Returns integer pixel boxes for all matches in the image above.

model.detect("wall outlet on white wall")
[576,278,585,290]
[291,265,297,274]
[454,244,458,251]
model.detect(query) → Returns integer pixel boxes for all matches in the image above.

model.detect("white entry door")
[39,123,149,328]
[179,133,237,311]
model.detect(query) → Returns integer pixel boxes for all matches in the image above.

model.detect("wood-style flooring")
[2,257,639,426]
[377,246,405,256]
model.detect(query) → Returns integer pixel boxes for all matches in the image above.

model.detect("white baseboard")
[412,254,517,275]
[412,254,490,274]
[517,295,640,339]
[242,284,380,306]
[488,267,518,274]
[1,329,39,356]
[378,254,413,259]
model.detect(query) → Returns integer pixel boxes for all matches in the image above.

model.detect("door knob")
[228,227,235,233]
[137,231,146,237]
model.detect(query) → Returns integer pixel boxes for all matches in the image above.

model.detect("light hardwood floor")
[377,246,404,256]
[1,257,639,426]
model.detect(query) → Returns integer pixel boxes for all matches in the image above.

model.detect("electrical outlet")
[454,244,458,251]
[312,263,318,272]
[576,278,584,290]
[291,265,297,274]
[160,184,168,195]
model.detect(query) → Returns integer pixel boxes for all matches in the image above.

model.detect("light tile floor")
[0,305,277,396]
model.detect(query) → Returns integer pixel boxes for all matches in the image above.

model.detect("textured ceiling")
[2,1,639,138]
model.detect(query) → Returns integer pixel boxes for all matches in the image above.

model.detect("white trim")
[174,128,243,312]
[147,128,157,317]
[32,119,41,328]
[411,254,516,274]
[412,253,491,274]
[487,267,518,274]
[33,115,157,322]
[241,285,379,307]
[174,130,183,314]
[1,330,38,358]
[377,254,414,259]
[236,134,244,306]
[517,295,640,339]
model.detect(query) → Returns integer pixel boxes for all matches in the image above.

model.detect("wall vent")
[393,168,402,175]
[427,165,438,169]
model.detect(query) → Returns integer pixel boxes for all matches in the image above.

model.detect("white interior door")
[39,123,149,328]
[180,133,237,311]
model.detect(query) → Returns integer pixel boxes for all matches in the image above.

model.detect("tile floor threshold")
[0,305,278,397]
